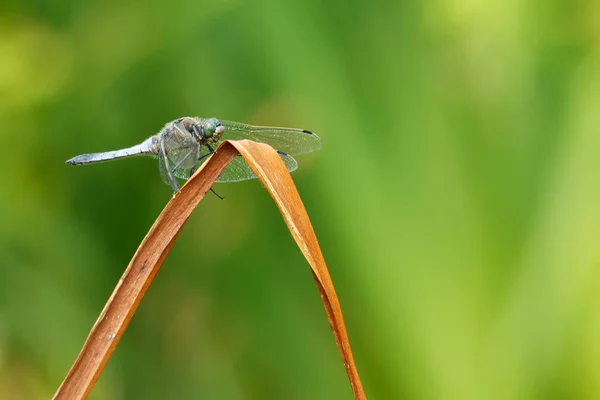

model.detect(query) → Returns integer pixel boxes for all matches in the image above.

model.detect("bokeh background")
[1,0,600,398]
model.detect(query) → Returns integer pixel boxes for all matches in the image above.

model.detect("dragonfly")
[66,117,321,192]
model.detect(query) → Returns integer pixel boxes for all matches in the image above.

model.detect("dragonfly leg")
[197,145,217,163]
[184,154,221,199]
[197,152,210,162]
[193,124,202,139]
[210,188,224,200]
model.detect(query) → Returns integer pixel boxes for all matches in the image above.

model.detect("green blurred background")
[1,0,599,398]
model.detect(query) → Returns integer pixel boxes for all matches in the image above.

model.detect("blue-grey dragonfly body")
[66,117,321,191]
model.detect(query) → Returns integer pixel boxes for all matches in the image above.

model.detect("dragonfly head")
[203,118,224,143]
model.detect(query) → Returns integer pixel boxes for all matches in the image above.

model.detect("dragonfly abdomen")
[66,136,158,165]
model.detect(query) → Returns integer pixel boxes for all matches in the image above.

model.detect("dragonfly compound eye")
[203,119,217,138]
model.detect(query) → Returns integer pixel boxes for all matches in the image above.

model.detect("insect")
[66,117,321,192]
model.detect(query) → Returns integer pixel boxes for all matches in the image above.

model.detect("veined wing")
[219,120,321,156]
[158,121,200,189]
[174,150,298,183]
[216,151,298,183]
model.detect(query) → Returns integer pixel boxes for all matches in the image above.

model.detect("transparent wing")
[216,151,298,183]
[157,122,200,189]
[218,120,321,156]
[175,149,298,183]
[158,146,200,189]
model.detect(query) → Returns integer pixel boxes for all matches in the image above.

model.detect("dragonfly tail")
[66,137,158,165]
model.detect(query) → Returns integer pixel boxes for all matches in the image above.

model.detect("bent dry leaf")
[230,140,366,399]
[53,140,366,400]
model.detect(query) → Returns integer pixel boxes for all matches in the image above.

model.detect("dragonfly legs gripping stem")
[186,153,223,200]
[196,145,216,164]
[191,124,217,158]
[204,145,223,199]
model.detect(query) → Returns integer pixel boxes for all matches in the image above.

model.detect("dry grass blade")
[53,144,239,399]
[54,140,365,399]
[230,140,366,399]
